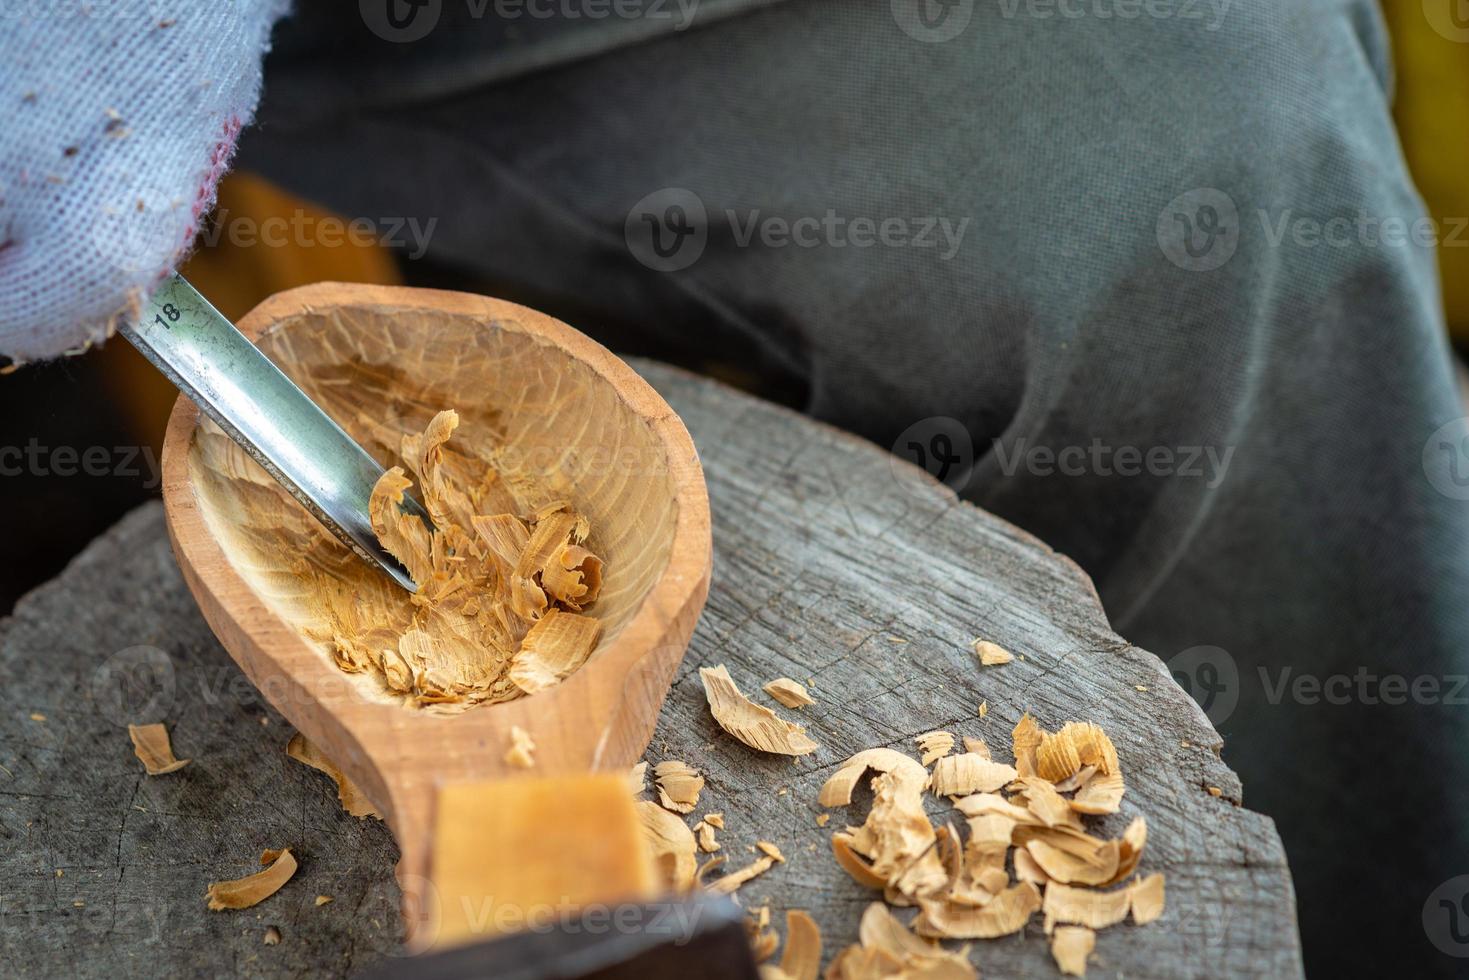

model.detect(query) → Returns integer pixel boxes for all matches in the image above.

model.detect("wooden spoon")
[160,283,712,946]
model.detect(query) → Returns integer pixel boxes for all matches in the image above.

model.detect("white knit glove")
[0,1,290,364]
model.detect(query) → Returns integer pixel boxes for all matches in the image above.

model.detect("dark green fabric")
[245,1,1469,972]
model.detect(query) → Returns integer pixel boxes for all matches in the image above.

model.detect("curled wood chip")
[699,665,819,756]
[915,882,1041,939]
[1053,764,1098,794]
[286,733,380,819]
[815,813,830,827]
[693,819,721,853]
[776,909,822,980]
[828,903,976,980]
[315,895,333,906]
[263,926,281,946]
[928,755,1016,797]
[128,723,189,776]
[628,761,649,795]
[1017,775,1083,829]
[831,832,890,889]
[709,855,776,895]
[1108,816,1148,885]
[704,812,725,829]
[1014,845,1051,886]
[820,748,929,806]
[757,840,786,862]
[1012,714,1042,777]
[509,609,603,695]
[915,731,955,766]
[763,677,815,709]
[636,800,697,891]
[654,760,704,813]
[1042,881,1132,932]
[504,725,536,768]
[206,848,298,910]
[961,736,991,759]
[1130,872,1166,924]
[974,640,1013,666]
[1070,771,1126,815]
[1051,925,1096,976]
[1023,832,1120,886]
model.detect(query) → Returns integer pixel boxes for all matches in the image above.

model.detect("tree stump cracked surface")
[0,362,1302,978]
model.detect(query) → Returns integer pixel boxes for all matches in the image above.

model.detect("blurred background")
[1,5,1466,614]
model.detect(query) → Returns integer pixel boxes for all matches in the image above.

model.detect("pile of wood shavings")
[307,409,606,711]
[670,671,1166,978]
[815,713,1163,977]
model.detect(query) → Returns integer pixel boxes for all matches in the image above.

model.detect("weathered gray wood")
[0,362,1302,978]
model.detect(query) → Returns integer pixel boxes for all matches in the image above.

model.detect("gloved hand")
[0,2,289,364]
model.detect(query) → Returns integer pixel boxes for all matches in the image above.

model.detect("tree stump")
[0,362,1302,978]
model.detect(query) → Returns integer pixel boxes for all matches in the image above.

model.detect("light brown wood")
[427,774,657,949]
[159,283,712,929]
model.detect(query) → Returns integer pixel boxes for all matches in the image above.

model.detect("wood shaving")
[704,812,725,830]
[206,848,297,910]
[1071,772,1126,815]
[1051,925,1096,976]
[757,840,786,862]
[1052,765,1097,794]
[815,813,830,827]
[973,640,1013,666]
[819,748,929,806]
[915,731,955,766]
[263,926,281,946]
[286,733,380,819]
[508,609,603,695]
[928,755,1016,797]
[1043,878,1163,932]
[636,800,697,891]
[699,665,819,756]
[915,882,1041,939]
[1130,872,1166,924]
[504,725,536,768]
[628,761,649,795]
[127,723,190,775]
[763,677,815,709]
[978,700,989,719]
[708,855,776,895]
[769,909,822,980]
[236,408,615,713]
[818,716,1159,964]
[826,902,976,980]
[1011,714,1042,777]
[315,895,332,906]
[693,819,721,853]
[654,760,704,813]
